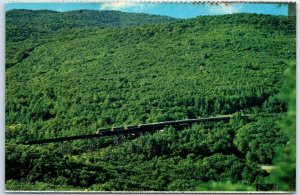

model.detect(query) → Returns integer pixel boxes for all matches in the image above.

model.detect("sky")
[5,2,289,19]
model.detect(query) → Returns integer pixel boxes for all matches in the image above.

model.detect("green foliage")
[6,13,295,141]
[270,62,296,191]
[5,10,296,191]
[6,9,175,68]
[234,116,288,164]
[6,9,175,42]
[5,143,63,181]
[5,123,271,191]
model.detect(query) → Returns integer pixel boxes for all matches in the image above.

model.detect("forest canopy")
[5,9,296,191]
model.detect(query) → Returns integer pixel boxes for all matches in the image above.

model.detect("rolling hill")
[5,10,296,191]
[6,9,176,42]
[6,9,176,68]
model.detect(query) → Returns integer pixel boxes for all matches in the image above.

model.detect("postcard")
[5,1,296,192]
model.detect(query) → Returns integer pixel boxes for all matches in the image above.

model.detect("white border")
[0,0,5,194]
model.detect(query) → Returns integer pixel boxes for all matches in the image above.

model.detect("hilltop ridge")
[6,9,177,42]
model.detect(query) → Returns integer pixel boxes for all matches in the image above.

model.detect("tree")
[270,62,296,191]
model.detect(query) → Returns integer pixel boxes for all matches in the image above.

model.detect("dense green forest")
[5,9,296,191]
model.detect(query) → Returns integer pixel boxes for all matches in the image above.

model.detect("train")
[23,115,246,145]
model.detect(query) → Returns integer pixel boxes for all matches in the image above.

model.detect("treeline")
[6,9,176,42]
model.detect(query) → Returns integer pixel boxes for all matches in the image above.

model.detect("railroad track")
[20,114,270,145]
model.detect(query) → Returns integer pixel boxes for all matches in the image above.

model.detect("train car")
[138,122,165,130]
[138,123,151,128]
[162,121,176,126]
[124,125,139,130]
[138,124,145,128]
[111,127,125,131]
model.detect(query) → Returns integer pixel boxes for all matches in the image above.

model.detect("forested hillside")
[5,10,296,191]
[6,9,175,42]
[6,9,176,68]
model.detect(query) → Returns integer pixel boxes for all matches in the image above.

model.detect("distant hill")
[6,9,176,68]
[6,9,176,42]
